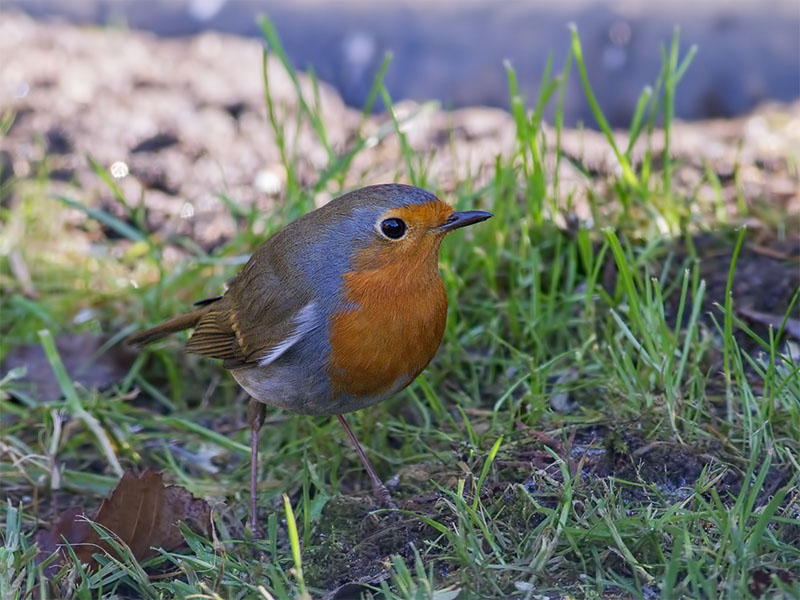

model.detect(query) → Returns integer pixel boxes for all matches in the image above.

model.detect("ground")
[1,12,799,600]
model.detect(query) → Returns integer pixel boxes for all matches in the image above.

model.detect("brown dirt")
[2,12,798,251]
[298,422,797,592]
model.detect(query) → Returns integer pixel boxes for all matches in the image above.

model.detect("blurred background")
[6,0,800,126]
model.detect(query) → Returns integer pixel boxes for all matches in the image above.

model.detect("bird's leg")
[246,398,266,535]
[336,414,397,509]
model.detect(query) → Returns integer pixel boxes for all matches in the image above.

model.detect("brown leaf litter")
[34,469,210,576]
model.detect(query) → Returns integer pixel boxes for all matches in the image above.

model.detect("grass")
[2,17,799,600]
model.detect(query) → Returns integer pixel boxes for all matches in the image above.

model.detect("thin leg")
[337,414,397,509]
[246,398,266,535]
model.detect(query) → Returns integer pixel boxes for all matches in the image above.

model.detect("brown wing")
[184,242,314,369]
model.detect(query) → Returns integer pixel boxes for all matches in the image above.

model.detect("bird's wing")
[184,248,319,369]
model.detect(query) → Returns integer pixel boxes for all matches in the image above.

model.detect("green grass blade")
[53,195,146,242]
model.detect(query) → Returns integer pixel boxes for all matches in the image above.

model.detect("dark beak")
[439,210,493,232]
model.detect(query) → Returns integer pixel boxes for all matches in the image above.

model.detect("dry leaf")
[34,508,89,577]
[738,307,800,341]
[2,333,136,402]
[35,469,210,574]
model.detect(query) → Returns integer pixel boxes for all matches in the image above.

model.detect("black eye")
[380,218,407,239]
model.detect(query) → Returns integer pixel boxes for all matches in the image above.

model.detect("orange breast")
[327,246,447,398]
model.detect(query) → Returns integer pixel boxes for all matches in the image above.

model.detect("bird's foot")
[375,482,398,510]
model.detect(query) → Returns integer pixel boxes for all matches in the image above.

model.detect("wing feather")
[182,242,317,369]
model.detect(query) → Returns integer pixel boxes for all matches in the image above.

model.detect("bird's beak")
[438,210,493,232]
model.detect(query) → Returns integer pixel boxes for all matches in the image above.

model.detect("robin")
[128,184,492,530]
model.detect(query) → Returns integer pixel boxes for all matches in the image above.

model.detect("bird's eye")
[380,218,407,239]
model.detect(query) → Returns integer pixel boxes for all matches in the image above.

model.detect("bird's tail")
[127,307,208,347]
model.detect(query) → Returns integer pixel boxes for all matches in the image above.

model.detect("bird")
[128,183,492,531]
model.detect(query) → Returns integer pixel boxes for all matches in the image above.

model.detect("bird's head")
[329,184,492,271]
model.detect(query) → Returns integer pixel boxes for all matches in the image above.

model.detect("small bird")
[129,184,492,529]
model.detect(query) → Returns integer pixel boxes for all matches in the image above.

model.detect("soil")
[297,422,798,592]
[1,12,798,250]
[6,0,800,126]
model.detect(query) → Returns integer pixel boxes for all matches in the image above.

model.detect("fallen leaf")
[34,508,89,577]
[738,307,800,341]
[2,333,136,402]
[750,567,793,597]
[35,469,210,574]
